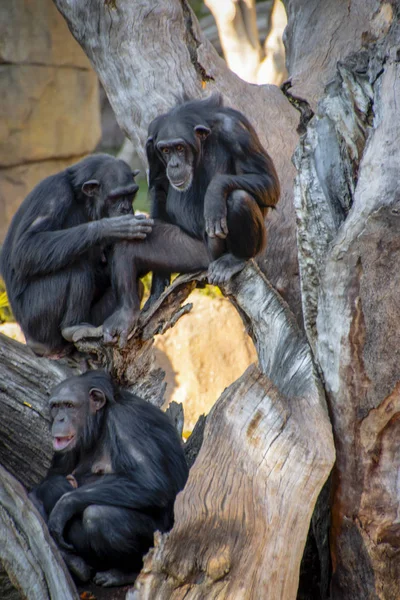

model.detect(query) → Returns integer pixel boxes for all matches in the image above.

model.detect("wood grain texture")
[316,47,400,599]
[282,0,392,111]
[291,12,400,598]
[0,465,78,600]
[0,333,70,488]
[131,263,335,599]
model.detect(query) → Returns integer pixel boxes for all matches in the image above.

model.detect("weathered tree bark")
[0,266,333,599]
[0,465,78,600]
[300,30,400,600]
[287,3,400,598]
[1,0,398,597]
[131,263,334,599]
[0,334,70,487]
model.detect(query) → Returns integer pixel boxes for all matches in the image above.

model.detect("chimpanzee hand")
[205,213,229,239]
[48,492,75,551]
[66,474,78,489]
[97,214,153,241]
[204,180,229,239]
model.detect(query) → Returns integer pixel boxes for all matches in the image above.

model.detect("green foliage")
[188,0,208,19]
[0,279,13,323]
[197,284,222,299]
[133,177,151,213]
[140,272,222,306]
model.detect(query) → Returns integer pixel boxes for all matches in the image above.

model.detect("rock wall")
[155,291,257,432]
[0,0,101,241]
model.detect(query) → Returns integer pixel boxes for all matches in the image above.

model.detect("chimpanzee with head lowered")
[29,371,188,587]
[103,95,280,344]
[0,154,153,358]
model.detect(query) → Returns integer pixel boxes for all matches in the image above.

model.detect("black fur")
[103,95,280,342]
[30,371,188,586]
[146,94,279,240]
[0,154,147,357]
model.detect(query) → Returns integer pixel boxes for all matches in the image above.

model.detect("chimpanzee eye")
[161,147,170,154]
[176,145,184,153]
[64,402,74,409]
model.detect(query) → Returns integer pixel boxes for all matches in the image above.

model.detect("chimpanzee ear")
[194,125,211,141]
[82,180,100,197]
[146,136,165,187]
[145,136,154,155]
[132,169,140,179]
[89,388,106,412]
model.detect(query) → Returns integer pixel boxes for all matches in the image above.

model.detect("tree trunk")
[1,0,398,597]
[131,263,334,599]
[285,3,400,597]
[0,465,78,600]
[302,31,400,600]
[0,266,333,599]
[0,334,70,487]
[204,0,262,84]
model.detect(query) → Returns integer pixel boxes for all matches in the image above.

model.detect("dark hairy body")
[29,371,188,587]
[0,154,153,357]
[103,95,280,344]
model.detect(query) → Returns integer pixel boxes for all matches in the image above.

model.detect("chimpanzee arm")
[48,474,169,550]
[147,183,171,302]
[29,475,75,521]
[204,168,279,239]
[11,214,152,278]
[204,111,280,238]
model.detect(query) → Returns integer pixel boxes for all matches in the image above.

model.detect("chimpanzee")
[103,95,280,344]
[0,154,153,358]
[29,371,188,587]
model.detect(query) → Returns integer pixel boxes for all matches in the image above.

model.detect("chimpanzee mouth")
[170,179,191,192]
[53,435,75,452]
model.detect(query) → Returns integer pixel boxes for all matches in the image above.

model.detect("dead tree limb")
[131,263,335,599]
[0,465,78,600]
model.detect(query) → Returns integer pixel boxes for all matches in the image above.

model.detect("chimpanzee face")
[156,140,195,192]
[148,122,211,193]
[49,383,106,453]
[81,160,140,219]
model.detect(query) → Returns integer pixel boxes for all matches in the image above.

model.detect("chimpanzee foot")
[26,338,69,360]
[62,552,92,583]
[208,254,247,285]
[62,324,102,343]
[142,292,160,313]
[102,307,139,348]
[93,568,137,587]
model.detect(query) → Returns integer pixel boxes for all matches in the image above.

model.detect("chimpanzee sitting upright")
[103,95,280,344]
[29,371,188,588]
[0,154,153,358]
